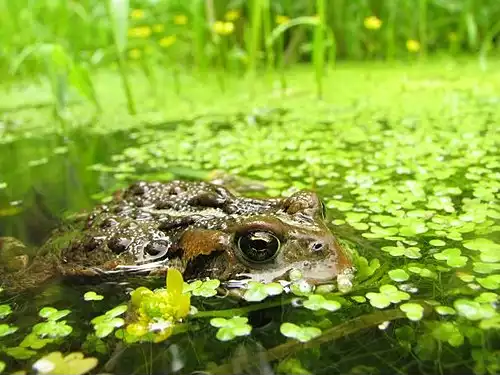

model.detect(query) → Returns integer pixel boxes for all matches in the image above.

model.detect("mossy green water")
[0,60,499,374]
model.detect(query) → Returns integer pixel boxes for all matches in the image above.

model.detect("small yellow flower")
[448,32,458,42]
[406,39,421,52]
[174,14,188,25]
[128,49,141,59]
[130,9,144,19]
[225,9,240,21]
[364,15,382,30]
[213,21,234,35]
[152,24,165,33]
[275,15,290,25]
[128,26,152,38]
[159,35,177,48]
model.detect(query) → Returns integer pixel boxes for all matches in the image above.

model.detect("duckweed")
[209,317,252,341]
[280,323,321,343]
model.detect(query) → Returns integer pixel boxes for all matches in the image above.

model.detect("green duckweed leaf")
[33,320,73,338]
[303,295,342,312]
[431,322,464,347]
[84,291,104,301]
[210,316,252,341]
[0,323,18,337]
[184,279,220,297]
[243,281,284,301]
[388,269,410,282]
[381,245,421,259]
[3,347,36,360]
[39,307,71,321]
[479,316,500,330]
[453,299,496,321]
[433,248,468,267]
[400,303,424,321]
[0,304,12,319]
[351,296,366,303]
[429,239,446,246]
[33,351,98,375]
[0,360,5,374]
[366,284,410,309]
[435,306,456,315]
[280,322,321,343]
[476,275,500,290]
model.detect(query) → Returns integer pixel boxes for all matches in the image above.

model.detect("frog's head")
[181,190,355,289]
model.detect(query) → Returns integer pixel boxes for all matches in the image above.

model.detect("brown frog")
[1,180,354,292]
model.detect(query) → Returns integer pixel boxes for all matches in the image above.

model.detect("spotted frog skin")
[1,181,354,291]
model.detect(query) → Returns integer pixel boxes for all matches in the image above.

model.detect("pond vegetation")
[1,0,499,374]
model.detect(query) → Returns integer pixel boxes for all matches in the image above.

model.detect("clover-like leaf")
[388,269,410,282]
[185,279,220,297]
[476,275,500,290]
[381,245,421,259]
[3,346,36,360]
[33,320,73,338]
[431,322,464,347]
[479,316,500,330]
[280,322,321,343]
[435,306,456,316]
[453,299,496,321]
[33,351,98,375]
[366,284,410,309]
[400,303,424,321]
[210,316,251,341]
[0,304,12,319]
[243,281,283,301]
[0,323,18,337]
[39,307,71,321]
[303,294,341,312]
[84,291,104,301]
[433,248,467,268]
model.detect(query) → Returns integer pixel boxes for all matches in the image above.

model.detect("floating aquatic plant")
[0,305,12,319]
[83,291,104,301]
[183,279,220,297]
[243,281,283,302]
[302,294,341,312]
[209,316,252,341]
[366,284,411,309]
[280,322,321,343]
[32,351,98,375]
[90,305,127,338]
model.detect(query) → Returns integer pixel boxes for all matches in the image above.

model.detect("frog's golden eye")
[237,231,281,263]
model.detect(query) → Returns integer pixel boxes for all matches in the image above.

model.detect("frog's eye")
[237,231,281,263]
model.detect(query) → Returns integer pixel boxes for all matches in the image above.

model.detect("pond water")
[0,62,499,375]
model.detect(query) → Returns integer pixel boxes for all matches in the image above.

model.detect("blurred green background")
[2,0,500,114]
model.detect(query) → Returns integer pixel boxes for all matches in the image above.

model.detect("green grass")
[1,0,500,108]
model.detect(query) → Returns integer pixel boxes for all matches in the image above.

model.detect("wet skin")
[1,181,354,291]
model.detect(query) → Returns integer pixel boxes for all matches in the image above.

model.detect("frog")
[0,180,355,292]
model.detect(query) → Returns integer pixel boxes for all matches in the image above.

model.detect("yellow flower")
[364,15,382,30]
[128,49,141,59]
[174,14,188,25]
[128,26,152,38]
[225,9,240,21]
[159,35,177,48]
[213,21,234,35]
[275,15,290,25]
[130,9,144,19]
[406,39,421,52]
[152,24,165,33]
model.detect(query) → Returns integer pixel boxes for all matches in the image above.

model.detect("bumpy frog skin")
[1,181,354,291]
